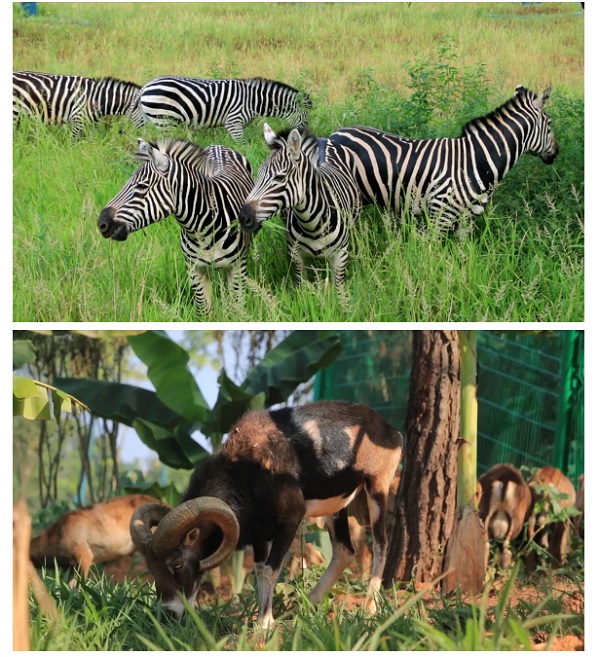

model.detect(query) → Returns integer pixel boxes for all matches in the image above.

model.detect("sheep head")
[130,497,240,616]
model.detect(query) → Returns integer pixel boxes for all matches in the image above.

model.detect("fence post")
[554,331,578,475]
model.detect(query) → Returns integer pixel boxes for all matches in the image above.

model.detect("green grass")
[27,560,583,650]
[13,3,584,321]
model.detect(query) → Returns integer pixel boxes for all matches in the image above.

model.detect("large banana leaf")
[56,330,343,469]
[128,331,210,423]
[202,330,343,439]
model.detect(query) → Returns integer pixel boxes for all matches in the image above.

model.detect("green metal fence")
[314,330,584,482]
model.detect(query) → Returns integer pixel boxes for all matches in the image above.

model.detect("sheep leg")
[308,510,354,606]
[258,519,302,629]
[364,489,388,614]
[500,517,515,569]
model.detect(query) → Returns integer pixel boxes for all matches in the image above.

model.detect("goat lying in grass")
[30,494,160,583]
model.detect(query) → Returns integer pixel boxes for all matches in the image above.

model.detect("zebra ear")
[534,87,552,109]
[264,123,278,146]
[287,129,302,160]
[148,145,170,173]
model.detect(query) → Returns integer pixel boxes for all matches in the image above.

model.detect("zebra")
[137,75,312,141]
[13,71,144,138]
[97,138,254,316]
[238,123,362,295]
[329,86,558,227]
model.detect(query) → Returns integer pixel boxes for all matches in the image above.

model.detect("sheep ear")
[184,528,200,546]
[148,144,170,173]
[287,129,302,159]
[264,123,277,146]
[534,87,552,109]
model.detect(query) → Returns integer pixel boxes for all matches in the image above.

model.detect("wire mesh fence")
[314,330,583,482]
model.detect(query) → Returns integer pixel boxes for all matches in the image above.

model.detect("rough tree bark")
[383,330,461,588]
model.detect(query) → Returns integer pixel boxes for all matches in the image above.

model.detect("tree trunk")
[383,330,461,588]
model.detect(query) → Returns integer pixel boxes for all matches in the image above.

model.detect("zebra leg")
[288,241,306,288]
[187,264,212,316]
[330,248,348,296]
[223,116,245,142]
[226,260,247,307]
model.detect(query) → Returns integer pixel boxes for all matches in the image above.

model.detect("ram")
[477,463,533,568]
[30,494,161,580]
[527,466,576,567]
[130,400,403,628]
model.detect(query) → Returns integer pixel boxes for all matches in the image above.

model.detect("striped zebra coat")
[137,76,312,141]
[239,124,362,294]
[329,86,558,227]
[97,138,254,316]
[13,71,144,138]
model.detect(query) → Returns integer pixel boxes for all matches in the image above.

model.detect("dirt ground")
[103,555,584,651]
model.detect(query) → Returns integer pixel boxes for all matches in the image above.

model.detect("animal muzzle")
[238,203,263,234]
[98,207,129,241]
[541,137,559,164]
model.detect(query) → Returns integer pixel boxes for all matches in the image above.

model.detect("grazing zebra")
[97,138,254,316]
[239,124,362,294]
[137,75,312,141]
[329,86,558,227]
[13,71,144,138]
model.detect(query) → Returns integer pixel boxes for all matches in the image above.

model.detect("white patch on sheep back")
[302,419,324,454]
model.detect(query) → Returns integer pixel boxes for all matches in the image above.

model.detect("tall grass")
[28,560,583,650]
[13,3,584,321]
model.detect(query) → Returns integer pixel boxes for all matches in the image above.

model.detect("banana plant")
[56,330,343,469]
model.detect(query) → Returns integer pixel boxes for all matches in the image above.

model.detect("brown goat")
[477,463,533,568]
[574,473,584,538]
[30,494,161,580]
[527,466,576,567]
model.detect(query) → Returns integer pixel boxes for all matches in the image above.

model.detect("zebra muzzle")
[238,203,263,234]
[98,207,129,241]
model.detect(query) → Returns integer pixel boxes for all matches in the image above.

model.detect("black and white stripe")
[97,138,254,316]
[329,86,559,226]
[239,124,362,294]
[13,71,144,137]
[138,76,312,141]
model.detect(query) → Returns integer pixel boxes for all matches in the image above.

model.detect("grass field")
[27,557,583,650]
[13,2,584,321]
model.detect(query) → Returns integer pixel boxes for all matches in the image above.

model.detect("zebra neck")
[463,115,528,191]
[91,80,138,117]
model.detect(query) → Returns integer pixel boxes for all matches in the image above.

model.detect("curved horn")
[130,502,172,552]
[150,497,240,571]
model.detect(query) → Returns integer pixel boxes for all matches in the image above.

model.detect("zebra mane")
[94,76,141,90]
[267,126,319,150]
[136,138,213,171]
[460,87,538,136]
[244,77,312,108]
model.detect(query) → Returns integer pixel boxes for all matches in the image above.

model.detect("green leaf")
[55,378,183,428]
[202,369,265,443]
[128,331,210,422]
[242,330,343,406]
[13,340,36,370]
[13,375,87,421]
[13,375,52,420]
[132,418,207,470]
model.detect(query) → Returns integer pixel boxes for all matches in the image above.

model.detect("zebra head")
[515,86,559,164]
[239,123,313,233]
[98,139,175,241]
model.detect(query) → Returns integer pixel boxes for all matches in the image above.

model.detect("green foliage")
[28,559,582,650]
[56,330,342,467]
[13,5,583,322]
